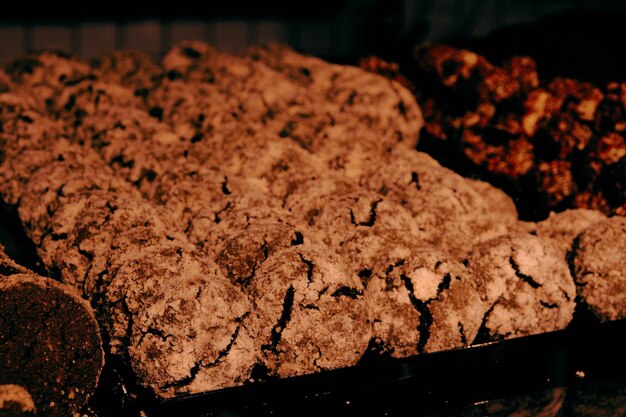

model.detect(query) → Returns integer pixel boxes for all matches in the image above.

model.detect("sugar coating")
[467,233,576,341]
[247,245,371,378]
[0,384,35,415]
[573,216,626,322]
[105,243,258,398]
[364,248,482,357]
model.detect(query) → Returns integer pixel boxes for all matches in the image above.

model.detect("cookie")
[39,189,187,299]
[0,273,104,417]
[364,248,483,357]
[572,216,626,321]
[246,44,423,148]
[360,146,510,258]
[0,385,36,416]
[466,233,576,341]
[535,209,607,259]
[215,222,314,288]
[151,167,279,242]
[104,243,258,398]
[246,245,371,378]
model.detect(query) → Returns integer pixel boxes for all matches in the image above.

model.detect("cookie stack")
[0,43,623,403]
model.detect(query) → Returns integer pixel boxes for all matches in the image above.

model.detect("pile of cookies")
[362,46,626,220]
[0,42,624,404]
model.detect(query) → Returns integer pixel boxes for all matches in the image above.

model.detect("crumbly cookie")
[360,146,511,258]
[365,248,482,357]
[466,233,576,341]
[0,273,104,417]
[572,216,626,321]
[104,243,258,398]
[535,209,607,259]
[247,245,371,378]
[0,385,36,416]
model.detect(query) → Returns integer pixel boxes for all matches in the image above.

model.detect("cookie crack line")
[508,256,542,289]
[474,301,499,343]
[298,253,314,283]
[349,199,381,227]
[540,300,559,309]
[262,285,295,353]
[410,171,421,190]
[400,274,433,354]
[330,286,363,300]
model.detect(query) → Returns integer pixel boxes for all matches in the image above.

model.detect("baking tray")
[2,203,625,416]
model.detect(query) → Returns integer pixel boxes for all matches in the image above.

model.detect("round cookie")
[535,209,607,259]
[215,222,316,288]
[364,247,483,357]
[285,176,421,252]
[466,233,576,341]
[39,189,188,299]
[360,146,511,258]
[0,385,36,416]
[247,245,371,378]
[0,273,104,417]
[104,243,258,398]
[572,216,626,322]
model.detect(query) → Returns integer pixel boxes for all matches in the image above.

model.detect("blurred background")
[1,0,625,85]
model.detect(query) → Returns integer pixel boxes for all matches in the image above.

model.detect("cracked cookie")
[104,243,258,398]
[365,248,482,357]
[0,273,104,417]
[360,146,511,258]
[572,216,626,321]
[216,222,313,288]
[247,245,371,378]
[467,233,576,341]
[0,385,36,417]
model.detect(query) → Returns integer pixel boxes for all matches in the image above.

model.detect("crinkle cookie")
[361,146,511,258]
[535,209,607,259]
[285,177,421,251]
[364,248,482,357]
[247,245,371,378]
[104,243,258,398]
[572,216,626,322]
[94,49,161,91]
[215,222,315,288]
[192,206,293,254]
[466,233,576,341]
[0,273,104,417]
[75,106,188,187]
[151,167,278,238]
[17,157,134,245]
[0,385,36,416]
[39,189,187,299]
[246,44,423,148]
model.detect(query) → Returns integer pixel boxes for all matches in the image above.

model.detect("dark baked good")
[0,384,36,417]
[466,233,576,341]
[572,216,626,321]
[364,247,483,357]
[0,273,104,417]
[247,244,371,378]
